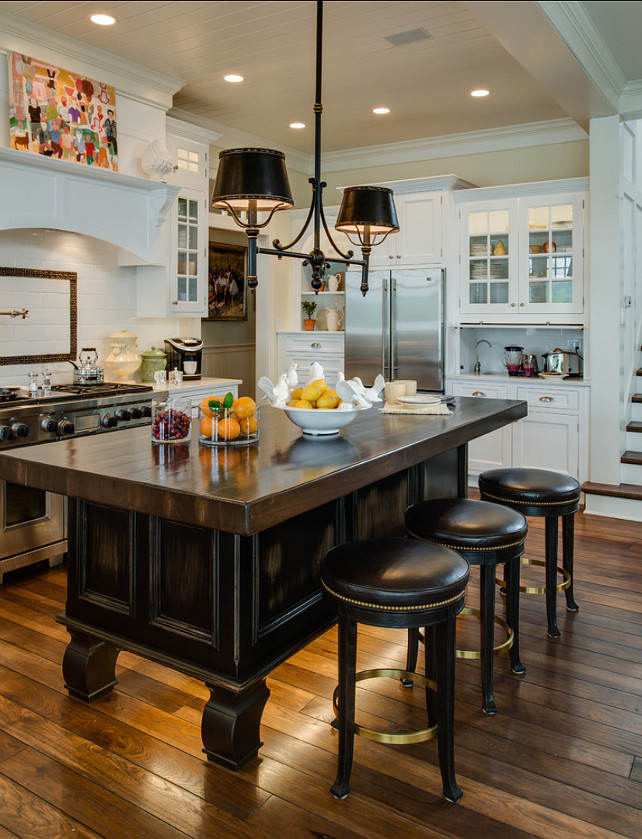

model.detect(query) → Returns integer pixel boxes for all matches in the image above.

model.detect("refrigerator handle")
[382,277,389,378]
[390,276,397,378]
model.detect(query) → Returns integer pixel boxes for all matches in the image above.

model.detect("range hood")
[0,147,179,264]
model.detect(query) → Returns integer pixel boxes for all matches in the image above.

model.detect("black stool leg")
[402,628,420,688]
[435,615,462,803]
[545,517,560,639]
[479,564,497,715]
[331,615,357,800]
[505,558,525,675]
[425,624,438,727]
[563,514,579,612]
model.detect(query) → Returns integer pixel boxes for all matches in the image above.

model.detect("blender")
[503,346,523,376]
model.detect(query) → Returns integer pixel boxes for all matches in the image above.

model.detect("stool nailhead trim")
[480,490,581,507]
[321,581,466,611]
[407,529,527,552]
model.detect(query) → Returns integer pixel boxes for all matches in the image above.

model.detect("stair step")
[632,394,642,403]
[637,369,642,377]
[582,481,642,501]
[626,421,642,433]
[621,450,642,465]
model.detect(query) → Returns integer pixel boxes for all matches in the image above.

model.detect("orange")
[233,396,256,419]
[238,416,258,435]
[217,417,241,440]
[201,396,221,417]
[199,415,214,437]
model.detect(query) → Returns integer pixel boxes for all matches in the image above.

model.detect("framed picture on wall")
[204,242,248,321]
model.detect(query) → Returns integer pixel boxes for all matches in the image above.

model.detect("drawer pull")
[539,396,554,402]
[311,342,322,348]
[472,391,486,397]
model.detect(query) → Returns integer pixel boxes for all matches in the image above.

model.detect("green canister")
[140,346,167,382]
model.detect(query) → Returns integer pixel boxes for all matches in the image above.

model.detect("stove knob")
[59,419,75,435]
[130,408,142,419]
[101,414,117,428]
[41,417,57,433]
[115,409,131,421]
[0,425,13,440]
[141,406,152,418]
[11,423,29,438]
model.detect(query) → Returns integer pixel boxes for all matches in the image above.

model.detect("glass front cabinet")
[459,188,585,321]
[171,188,206,314]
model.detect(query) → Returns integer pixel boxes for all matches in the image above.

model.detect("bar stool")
[478,468,580,640]
[405,498,528,715]
[321,537,469,802]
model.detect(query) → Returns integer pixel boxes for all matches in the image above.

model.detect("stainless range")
[0,382,159,582]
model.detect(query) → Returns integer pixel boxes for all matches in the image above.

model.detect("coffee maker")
[163,337,203,380]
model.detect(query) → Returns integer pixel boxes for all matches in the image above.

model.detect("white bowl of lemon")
[277,378,370,436]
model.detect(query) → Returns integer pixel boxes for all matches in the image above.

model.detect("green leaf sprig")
[206,391,235,418]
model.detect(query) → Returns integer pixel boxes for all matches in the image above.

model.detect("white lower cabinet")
[447,377,588,484]
[278,332,344,388]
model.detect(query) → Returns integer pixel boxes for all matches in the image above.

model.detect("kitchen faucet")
[474,339,492,375]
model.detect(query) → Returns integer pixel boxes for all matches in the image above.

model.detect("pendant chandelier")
[211,0,399,296]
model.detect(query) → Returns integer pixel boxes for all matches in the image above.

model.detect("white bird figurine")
[305,361,324,386]
[345,374,385,403]
[286,363,299,390]
[257,373,290,407]
[336,378,371,408]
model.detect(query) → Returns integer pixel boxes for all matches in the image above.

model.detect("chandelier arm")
[272,192,315,252]
[217,201,279,230]
[320,205,354,260]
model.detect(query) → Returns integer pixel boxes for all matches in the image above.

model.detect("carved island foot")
[62,628,119,701]
[201,679,270,770]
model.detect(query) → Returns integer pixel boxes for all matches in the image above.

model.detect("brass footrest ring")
[497,557,571,595]
[455,606,514,660]
[332,668,438,745]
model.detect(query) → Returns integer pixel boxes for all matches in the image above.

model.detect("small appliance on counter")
[164,337,203,380]
[544,348,583,378]
[502,346,523,376]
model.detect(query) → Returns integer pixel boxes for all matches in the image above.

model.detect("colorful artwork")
[205,243,248,321]
[8,52,118,171]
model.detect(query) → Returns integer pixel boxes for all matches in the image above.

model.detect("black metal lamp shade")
[211,148,294,212]
[335,186,399,241]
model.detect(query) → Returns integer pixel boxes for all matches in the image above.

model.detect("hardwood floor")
[0,508,640,838]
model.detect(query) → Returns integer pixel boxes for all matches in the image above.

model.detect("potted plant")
[302,300,317,331]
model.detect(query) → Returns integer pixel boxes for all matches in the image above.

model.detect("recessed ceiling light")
[373,107,390,115]
[90,13,117,26]
[224,74,244,83]
[471,89,490,98]
[290,122,306,129]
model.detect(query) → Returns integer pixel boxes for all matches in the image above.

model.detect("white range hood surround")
[0,147,180,264]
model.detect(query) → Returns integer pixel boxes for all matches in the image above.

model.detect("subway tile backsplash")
[0,229,198,387]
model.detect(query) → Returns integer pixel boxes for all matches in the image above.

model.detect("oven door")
[0,481,66,560]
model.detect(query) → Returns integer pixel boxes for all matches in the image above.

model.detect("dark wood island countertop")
[0,396,526,535]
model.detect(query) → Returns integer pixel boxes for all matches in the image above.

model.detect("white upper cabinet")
[371,192,443,267]
[457,180,587,324]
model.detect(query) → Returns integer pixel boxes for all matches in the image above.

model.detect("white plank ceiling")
[0,1,635,153]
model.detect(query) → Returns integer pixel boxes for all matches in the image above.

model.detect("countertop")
[447,373,590,387]
[0,396,526,535]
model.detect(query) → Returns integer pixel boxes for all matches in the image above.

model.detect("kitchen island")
[0,396,526,769]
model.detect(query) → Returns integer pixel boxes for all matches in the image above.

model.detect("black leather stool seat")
[406,498,528,555]
[405,498,527,715]
[479,468,580,516]
[321,538,469,803]
[479,468,581,639]
[321,537,470,614]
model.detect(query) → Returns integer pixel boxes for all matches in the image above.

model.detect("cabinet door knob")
[472,391,486,397]
[311,342,322,348]
[520,302,525,307]
[539,395,554,402]
[510,302,516,307]
[388,255,393,260]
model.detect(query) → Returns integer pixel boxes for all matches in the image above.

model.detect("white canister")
[104,328,142,381]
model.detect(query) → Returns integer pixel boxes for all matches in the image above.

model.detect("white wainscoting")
[202,343,255,398]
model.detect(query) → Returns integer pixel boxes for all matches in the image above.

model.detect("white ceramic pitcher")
[324,307,344,332]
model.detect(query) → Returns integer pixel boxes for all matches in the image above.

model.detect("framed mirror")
[0,267,77,365]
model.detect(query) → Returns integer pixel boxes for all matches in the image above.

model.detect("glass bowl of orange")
[198,392,259,447]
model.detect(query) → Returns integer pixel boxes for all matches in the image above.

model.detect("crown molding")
[166,116,221,146]
[0,10,182,110]
[320,119,587,173]
[168,108,310,174]
[452,176,589,203]
[619,80,642,121]
[537,1,625,108]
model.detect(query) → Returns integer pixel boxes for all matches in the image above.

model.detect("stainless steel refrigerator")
[344,268,444,391]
